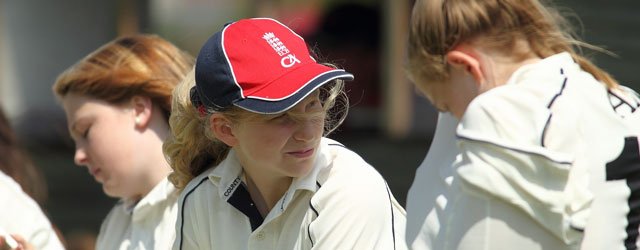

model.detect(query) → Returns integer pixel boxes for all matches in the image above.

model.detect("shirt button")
[256,231,265,240]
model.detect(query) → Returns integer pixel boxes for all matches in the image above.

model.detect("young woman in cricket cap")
[165,17,407,250]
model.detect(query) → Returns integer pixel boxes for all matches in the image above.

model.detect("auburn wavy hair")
[53,34,194,120]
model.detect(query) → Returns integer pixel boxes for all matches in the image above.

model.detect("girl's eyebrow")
[69,116,90,133]
[69,119,81,133]
[68,119,83,139]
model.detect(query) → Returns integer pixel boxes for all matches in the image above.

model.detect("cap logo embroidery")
[281,54,301,68]
[262,32,300,68]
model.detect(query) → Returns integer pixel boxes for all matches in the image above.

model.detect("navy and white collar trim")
[505,52,577,87]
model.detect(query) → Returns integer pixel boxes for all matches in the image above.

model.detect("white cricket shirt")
[580,85,640,250]
[96,177,179,250]
[0,171,65,250]
[406,52,640,249]
[405,112,458,250]
[173,137,407,250]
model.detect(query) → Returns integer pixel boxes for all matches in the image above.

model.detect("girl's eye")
[308,100,322,110]
[269,114,288,122]
[82,126,91,139]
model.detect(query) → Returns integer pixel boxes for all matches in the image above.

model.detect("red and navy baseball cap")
[191,17,354,114]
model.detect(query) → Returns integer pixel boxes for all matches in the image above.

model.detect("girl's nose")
[74,147,88,166]
[293,119,320,142]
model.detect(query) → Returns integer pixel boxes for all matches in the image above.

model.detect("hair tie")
[190,86,207,117]
[197,105,207,117]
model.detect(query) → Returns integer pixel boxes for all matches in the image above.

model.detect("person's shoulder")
[320,138,383,184]
[321,137,368,165]
[0,172,38,209]
[0,171,60,238]
[467,57,578,117]
[314,138,392,203]
[466,82,551,119]
[459,86,551,145]
[180,166,216,200]
[178,177,215,214]
[95,199,132,246]
[100,200,129,225]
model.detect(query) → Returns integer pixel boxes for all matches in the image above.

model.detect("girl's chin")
[288,162,315,178]
[102,185,127,199]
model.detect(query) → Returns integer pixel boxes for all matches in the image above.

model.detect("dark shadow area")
[307,2,382,133]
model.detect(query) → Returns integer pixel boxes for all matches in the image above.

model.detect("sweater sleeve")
[454,87,592,244]
[304,147,408,250]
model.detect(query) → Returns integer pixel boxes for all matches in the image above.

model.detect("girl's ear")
[209,114,238,147]
[131,95,153,129]
[445,48,485,85]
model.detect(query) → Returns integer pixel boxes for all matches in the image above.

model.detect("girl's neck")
[491,56,541,87]
[127,161,171,204]
[244,172,293,217]
[477,43,542,89]
[128,127,172,203]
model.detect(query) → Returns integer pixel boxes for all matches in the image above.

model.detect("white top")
[405,112,458,250]
[0,171,65,250]
[580,86,640,250]
[173,137,407,250]
[406,52,640,250]
[96,177,179,250]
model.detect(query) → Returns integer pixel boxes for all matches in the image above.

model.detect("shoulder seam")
[457,134,572,164]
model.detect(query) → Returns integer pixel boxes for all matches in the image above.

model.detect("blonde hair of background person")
[405,0,640,249]
[53,34,193,250]
[0,106,65,250]
[164,17,407,250]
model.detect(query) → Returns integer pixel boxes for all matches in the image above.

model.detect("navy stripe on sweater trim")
[178,176,209,250]
[541,68,568,147]
[385,183,397,250]
[308,200,319,247]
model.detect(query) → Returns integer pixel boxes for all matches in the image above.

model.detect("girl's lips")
[89,168,103,181]
[288,148,314,158]
[89,167,98,175]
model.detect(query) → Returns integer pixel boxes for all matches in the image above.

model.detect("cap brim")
[235,67,354,114]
